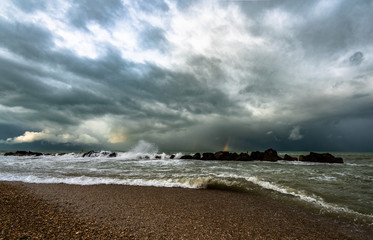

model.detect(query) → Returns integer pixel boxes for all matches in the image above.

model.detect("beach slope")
[1,182,371,239]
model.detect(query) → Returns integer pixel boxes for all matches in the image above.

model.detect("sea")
[1,141,372,225]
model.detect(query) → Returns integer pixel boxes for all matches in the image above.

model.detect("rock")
[83,150,97,157]
[299,152,343,164]
[108,152,117,158]
[214,151,231,160]
[180,155,193,159]
[201,152,215,160]
[155,155,161,159]
[170,155,175,159]
[4,151,43,156]
[192,153,201,160]
[250,151,264,161]
[283,154,297,161]
[230,152,239,160]
[236,153,252,161]
[263,149,281,162]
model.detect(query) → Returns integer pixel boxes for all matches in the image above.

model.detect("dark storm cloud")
[296,1,373,58]
[1,0,373,151]
[68,0,126,30]
[0,20,54,61]
[0,15,239,143]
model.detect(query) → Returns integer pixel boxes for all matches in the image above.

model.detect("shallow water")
[1,143,372,224]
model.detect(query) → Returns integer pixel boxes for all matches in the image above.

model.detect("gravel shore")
[1,181,372,239]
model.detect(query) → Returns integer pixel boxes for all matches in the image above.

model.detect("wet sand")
[1,181,372,239]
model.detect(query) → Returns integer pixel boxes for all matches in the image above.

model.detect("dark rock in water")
[193,153,201,160]
[230,152,239,160]
[180,155,193,159]
[299,152,343,164]
[283,154,298,161]
[214,151,231,160]
[170,154,175,159]
[108,152,117,158]
[263,149,281,162]
[250,151,264,161]
[83,150,97,157]
[155,155,161,159]
[237,153,252,161]
[201,152,215,160]
[4,151,43,156]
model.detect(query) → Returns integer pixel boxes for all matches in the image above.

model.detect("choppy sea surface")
[1,141,372,224]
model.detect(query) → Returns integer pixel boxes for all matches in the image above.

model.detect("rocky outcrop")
[236,153,252,161]
[180,155,193,159]
[263,149,282,162]
[250,151,264,161]
[201,152,215,160]
[4,151,43,156]
[193,153,201,160]
[299,152,343,164]
[214,151,231,160]
[82,150,117,158]
[108,152,117,158]
[82,150,97,157]
[283,154,298,161]
[181,149,282,162]
[180,153,203,160]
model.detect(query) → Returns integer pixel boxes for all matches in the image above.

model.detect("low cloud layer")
[1,0,372,152]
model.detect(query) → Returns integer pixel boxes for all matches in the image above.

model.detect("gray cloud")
[12,0,47,13]
[68,0,126,30]
[135,0,169,13]
[139,24,169,52]
[349,52,364,66]
[288,126,303,141]
[0,0,373,152]
[0,20,54,60]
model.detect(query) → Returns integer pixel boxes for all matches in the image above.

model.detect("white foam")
[242,175,373,220]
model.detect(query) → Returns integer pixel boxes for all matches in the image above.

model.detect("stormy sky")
[0,0,372,152]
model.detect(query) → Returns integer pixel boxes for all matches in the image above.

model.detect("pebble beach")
[1,181,372,239]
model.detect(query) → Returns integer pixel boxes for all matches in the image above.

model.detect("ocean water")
[1,141,372,224]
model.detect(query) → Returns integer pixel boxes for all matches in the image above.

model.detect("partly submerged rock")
[263,148,282,162]
[236,153,252,161]
[299,152,343,164]
[192,153,201,160]
[201,152,215,160]
[214,151,231,160]
[82,150,97,157]
[4,151,43,156]
[250,151,264,161]
[283,154,298,161]
[180,155,193,159]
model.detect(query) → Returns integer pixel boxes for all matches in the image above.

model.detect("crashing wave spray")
[117,140,159,159]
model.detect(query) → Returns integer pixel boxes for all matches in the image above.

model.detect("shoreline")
[1,181,372,239]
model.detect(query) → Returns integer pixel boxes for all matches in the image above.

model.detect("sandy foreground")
[0,181,372,239]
